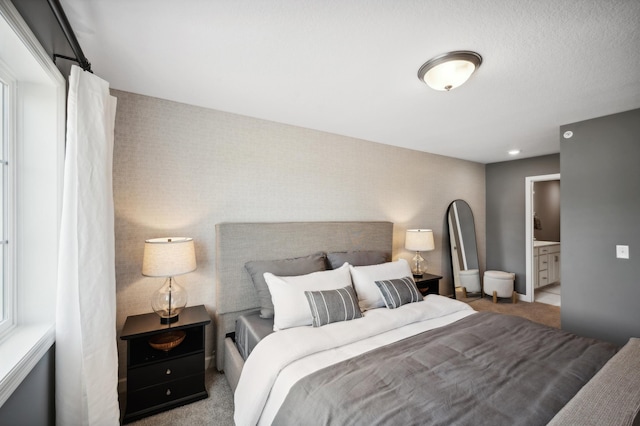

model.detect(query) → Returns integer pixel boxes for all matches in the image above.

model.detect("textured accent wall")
[112,89,485,379]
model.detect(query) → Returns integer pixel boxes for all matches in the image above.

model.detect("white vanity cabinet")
[534,242,560,288]
[549,247,561,284]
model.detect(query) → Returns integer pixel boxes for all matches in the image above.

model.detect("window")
[0,81,3,328]
[0,67,14,337]
[0,80,5,329]
[0,1,65,406]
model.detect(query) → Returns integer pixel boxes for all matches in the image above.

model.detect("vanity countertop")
[534,240,560,247]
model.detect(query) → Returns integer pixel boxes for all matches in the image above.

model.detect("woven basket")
[148,330,186,352]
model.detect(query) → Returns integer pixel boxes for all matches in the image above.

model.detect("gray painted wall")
[0,345,55,425]
[560,108,640,346]
[486,154,560,294]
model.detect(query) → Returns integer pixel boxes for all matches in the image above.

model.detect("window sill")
[0,324,55,406]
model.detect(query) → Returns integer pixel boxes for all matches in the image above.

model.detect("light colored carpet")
[467,296,561,329]
[124,369,234,426]
[124,296,560,424]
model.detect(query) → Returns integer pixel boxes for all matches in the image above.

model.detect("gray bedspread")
[273,311,618,426]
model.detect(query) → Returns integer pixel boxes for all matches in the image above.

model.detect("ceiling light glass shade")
[418,51,482,91]
[142,237,196,323]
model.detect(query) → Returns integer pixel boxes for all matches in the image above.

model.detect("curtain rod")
[47,0,92,73]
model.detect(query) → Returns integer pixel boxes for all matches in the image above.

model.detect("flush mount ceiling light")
[418,51,482,91]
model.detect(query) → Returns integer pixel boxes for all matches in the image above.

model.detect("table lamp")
[142,237,196,324]
[405,229,435,278]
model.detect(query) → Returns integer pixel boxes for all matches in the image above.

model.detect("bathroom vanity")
[534,241,561,288]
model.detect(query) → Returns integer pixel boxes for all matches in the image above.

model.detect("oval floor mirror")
[446,200,481,300]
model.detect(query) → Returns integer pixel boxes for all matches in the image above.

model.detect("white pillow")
[264,263,352,331]
[350,259,413,311]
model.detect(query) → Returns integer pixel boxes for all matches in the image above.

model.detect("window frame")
[0,64,16,338]
[0,0,65,406]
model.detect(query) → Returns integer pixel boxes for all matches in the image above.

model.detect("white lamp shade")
[405,229,435,251]
[142,237,197,277]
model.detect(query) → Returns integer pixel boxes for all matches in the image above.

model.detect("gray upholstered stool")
[483,270,516,303]
[458,269,481,298]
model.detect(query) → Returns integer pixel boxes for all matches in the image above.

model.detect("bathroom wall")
[534,180,560,242]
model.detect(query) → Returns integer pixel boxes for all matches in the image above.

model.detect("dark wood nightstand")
[120,305,211,423]
[414,273,443,296]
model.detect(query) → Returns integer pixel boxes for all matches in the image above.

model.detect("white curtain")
[56,65,120,425]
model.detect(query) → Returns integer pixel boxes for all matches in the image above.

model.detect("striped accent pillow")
[375,276,422,309]
[304,286,362,327]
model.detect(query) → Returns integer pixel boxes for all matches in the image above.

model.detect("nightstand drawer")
[128,353,204,390]
[127,373,207,414]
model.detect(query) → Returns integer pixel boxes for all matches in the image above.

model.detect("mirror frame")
[446,199,481,299]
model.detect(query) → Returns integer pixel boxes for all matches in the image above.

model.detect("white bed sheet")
[234,295,476,426]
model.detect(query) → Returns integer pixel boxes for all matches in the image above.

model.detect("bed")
[214,222,393,386]
[215,222,640,426]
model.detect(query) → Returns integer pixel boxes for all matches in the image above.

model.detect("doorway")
[525,174,561,304]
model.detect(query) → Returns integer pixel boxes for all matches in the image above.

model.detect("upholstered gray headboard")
[214,221,393,370]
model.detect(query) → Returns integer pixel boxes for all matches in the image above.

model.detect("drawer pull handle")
[166,368,172,375]
[166,389,171,396]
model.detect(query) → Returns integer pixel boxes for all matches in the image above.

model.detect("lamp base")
[160,315,180,325]
[152,277,188,325]
[411,251,427,278]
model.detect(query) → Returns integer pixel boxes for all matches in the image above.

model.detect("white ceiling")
[60,0,640,164]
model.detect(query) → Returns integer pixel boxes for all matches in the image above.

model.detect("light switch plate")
[616,245,629,259]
